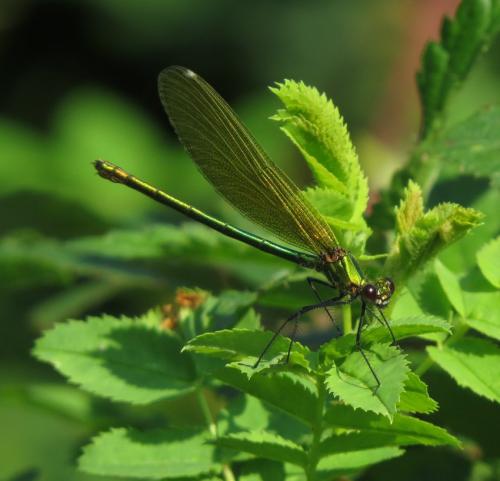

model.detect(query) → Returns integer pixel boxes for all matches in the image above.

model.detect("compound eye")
[362,284,378,302]
[385,277,395,294]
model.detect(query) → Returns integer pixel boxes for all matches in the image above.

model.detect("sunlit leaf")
[216,431,307,467]
[33,313,196,404]
[79,428,218,478]
[385,181,483,284]
[213,366,317,426]
[434,259,466,317]
[324,403,459,447]
[477,236,500,288]
[397,372,439,414]
[317,447,404,478]
[183,329,312,372]
[427,337,500,403]
[322,314,451,360]
[270,79,369,252]
[326,343,409,419]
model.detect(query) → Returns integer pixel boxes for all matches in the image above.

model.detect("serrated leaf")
[33,313,196,404]
[397,372,439,414]
[429,105,500,187]
[78,428,218,479]
[324,403,459,447]
[434,259,466,316]
[461,269,500,340]
[216,431,307,467]
[464,295,500,341]
[417,0,500,137]
[477,236,500,288]
[385,181,483,284]
[303,187,371,255]
[326,343,409,419]
[395,180,424,232]
[427,337,500,403]
[270,79,369,251]
[322,314,451,360]
[317,447,404,477]
[184,329,312,372]
[220,394,309,451]
[213,366,318,425]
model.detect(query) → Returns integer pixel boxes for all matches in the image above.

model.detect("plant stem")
[195,386,236,481]
[342,303,352,335]
[305,374,326,481]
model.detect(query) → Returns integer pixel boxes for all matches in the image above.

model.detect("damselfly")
[94,66,396,388]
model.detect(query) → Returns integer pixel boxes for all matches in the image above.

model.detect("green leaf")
[464,290,500,341]
[220,394,309,445]
[439,189,500,273]
[434,259,466,316]
[477,236,500,288]
[324,403,459,447]
[325,343,409,419]
[216,431,307,467]
[429,105,500,187]
[317,447,403,479]
[385,180,483,284]
[184,329,312,372]
[397,372,439,414]
[213,366,318,425]
[270,79,369,251]
[322,314,451,360]
[417,0,500,137]
[238,459,285,481]
[303,187,371,256]
[178,291,258,338]
[427,337,500,403]
[79,428,218,479]
[461,269,500,340]
[33,312,196,404]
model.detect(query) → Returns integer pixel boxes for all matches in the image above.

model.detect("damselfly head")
[361,277,395,308]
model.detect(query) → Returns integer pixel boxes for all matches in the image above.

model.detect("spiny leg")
[356,302,381,391]
[306,277,342,334]
[253,296,350,369]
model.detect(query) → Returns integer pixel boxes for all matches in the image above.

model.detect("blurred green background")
[1,1,499,480]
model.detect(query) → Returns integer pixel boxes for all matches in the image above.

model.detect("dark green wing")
[158,66,338,255]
